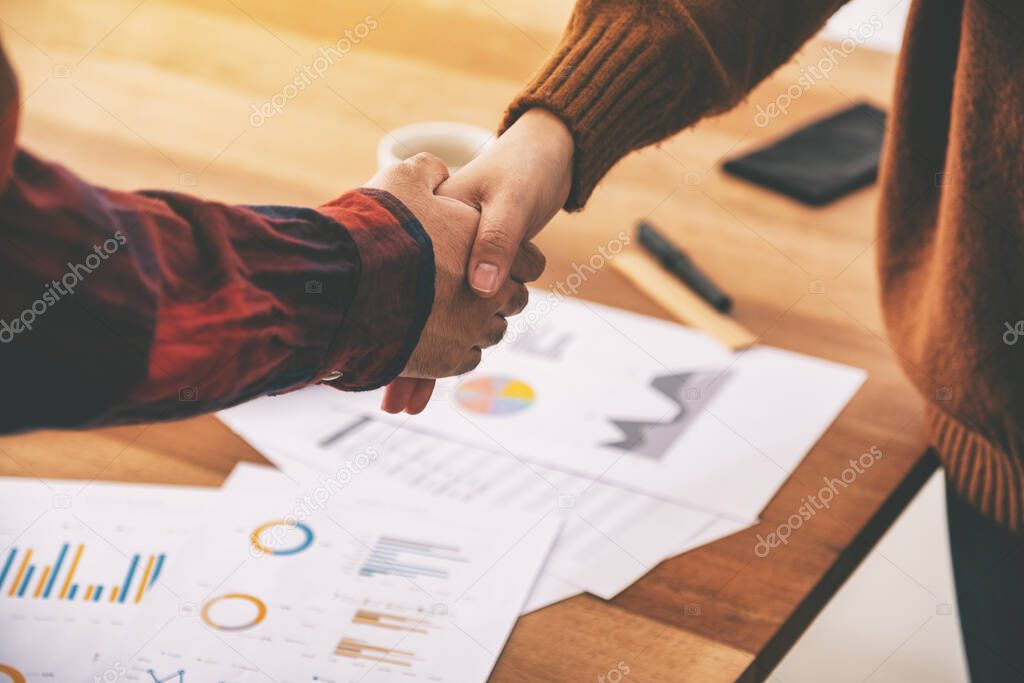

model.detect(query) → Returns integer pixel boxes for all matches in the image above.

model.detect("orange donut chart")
[201,592,267,631]
[0,664,26,683]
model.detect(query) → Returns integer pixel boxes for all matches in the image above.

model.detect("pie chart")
[455,376,535,416]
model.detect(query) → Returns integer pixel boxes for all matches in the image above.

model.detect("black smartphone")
[722,102,887,206]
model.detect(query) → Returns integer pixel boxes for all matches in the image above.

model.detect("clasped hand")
[365,152,544,413]
[368,109,575,414]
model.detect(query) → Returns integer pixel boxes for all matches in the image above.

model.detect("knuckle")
[527,245,547,272]
[394,155,418,173]
[513,286,530,312]
[386,162,415,184]
[439,347,460,377]
[477,229,517,255]
[409,152,446,175]
[502,285,529,316]
[410,151,442,166]
[489,317,509,345]
[511,241,546,282]
[453,348,482,376]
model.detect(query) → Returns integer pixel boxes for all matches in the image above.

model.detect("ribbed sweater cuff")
[929,403,1024,533]
[500,14,699,211]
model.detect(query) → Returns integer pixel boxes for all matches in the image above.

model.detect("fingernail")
[472,262,500,294]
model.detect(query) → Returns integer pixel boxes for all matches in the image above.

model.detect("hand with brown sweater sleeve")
[440,0,846,297]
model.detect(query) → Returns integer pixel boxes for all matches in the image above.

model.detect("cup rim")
[377,121,495,171]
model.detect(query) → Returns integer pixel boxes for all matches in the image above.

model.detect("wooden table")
[0,1,933,680]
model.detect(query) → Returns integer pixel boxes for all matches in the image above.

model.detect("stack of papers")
[0,466,560,681]
[222,402,748,612]
[220,293,866,612]
[0,294,865,681]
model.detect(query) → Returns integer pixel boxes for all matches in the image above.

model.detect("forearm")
[503,0,847,208]
[0,151,433,433]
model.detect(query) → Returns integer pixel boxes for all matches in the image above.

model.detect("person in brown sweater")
[429,0,1024,679]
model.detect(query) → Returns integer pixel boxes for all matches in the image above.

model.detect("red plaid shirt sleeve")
[0,45,434,433]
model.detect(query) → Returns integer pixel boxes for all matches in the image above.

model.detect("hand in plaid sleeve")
[367,153,546,414]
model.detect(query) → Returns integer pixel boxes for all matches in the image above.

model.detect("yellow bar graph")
[84,585,94,601]
[353,609,434,634]
[135,555,155,603]
[59,545,84,600]
[335,638,416,667]
[109,586,120,603]
[33,566,51,598]
[8,549,31,597]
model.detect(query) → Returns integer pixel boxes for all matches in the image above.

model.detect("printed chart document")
[108,464,560,683]
[220,401,751,612]
[0,477,217,682]
[307,294,867,521]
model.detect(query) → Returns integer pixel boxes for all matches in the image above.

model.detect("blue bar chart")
[0,544,166,604]
[358,536,467,581]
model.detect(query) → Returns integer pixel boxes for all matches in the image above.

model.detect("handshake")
[364,109,575,415]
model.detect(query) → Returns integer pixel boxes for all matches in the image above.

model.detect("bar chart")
[358,536,467,581]
[334,637,419,667]
[330,605,440,672]
[0,543,166,604]
[352,608,439,634]
[0,478,216,682]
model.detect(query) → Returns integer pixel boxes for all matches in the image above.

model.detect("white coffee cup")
[377,121,495,173]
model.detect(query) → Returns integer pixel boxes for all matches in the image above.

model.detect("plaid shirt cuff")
[315,188,435,391]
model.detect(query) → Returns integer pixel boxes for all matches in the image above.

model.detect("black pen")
[636,221,733,313]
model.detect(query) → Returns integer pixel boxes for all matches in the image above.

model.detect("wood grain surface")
[0,1,931,680]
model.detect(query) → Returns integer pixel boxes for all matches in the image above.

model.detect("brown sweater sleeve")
[502,0,848,209]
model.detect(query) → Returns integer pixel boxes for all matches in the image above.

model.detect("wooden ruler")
[610,250,758,351]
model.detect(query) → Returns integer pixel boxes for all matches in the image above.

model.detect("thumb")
[469,203,529,297]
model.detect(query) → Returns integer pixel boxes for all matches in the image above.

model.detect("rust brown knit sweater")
[503,0,1024,530]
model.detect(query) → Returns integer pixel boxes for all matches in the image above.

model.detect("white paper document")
[0,477,217,682]
[105,463,560,683]
[219,403,752,612]
[237,294,866,522]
